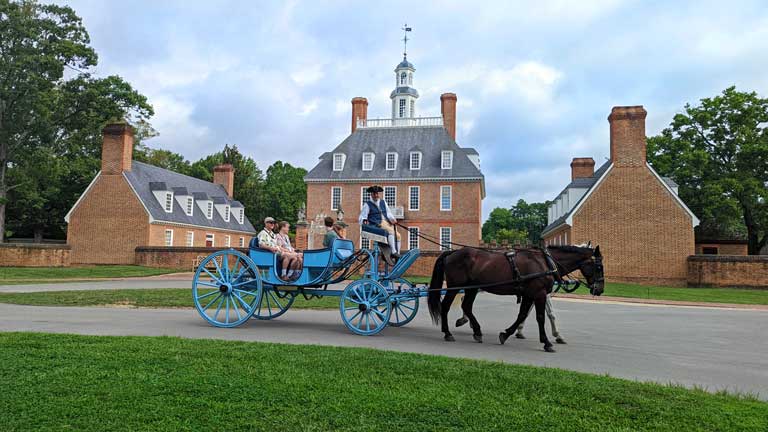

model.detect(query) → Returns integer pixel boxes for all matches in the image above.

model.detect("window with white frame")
[186,231,194,247]
[225,235,231,247]
[331,186,342,211]
[239,237,245,247]
[360,187,371,209]
[441,151,453,170]
[408,227,419,250]
[384,186,396,207]
[362,152,374,171]
[238,208,244,224]
[399,99,406,117]
[385,152,397,170]
[410,152,421,170]
[164,229,173,246]
[408,73,413,85]
[164,192,173,212]
[440,186,452,211]
[440,227,452,251]
[408,186,420,211]
[205,233,214,247]
[409,100,415,117]
[400,72,406,85]
[223,205,230,222]
[185,197,194,216]
[333,153,345,171]
[206,202,213,219]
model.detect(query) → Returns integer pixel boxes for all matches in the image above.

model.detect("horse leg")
[441,290,458,341]
[535,296,555,352]
[499,297,533,345]
[515,301,533,339]
[460,289,482,343]
[545,295,565,344]
[455,295,468,327]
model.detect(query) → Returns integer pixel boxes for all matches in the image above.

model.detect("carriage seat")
[361,224,388,245]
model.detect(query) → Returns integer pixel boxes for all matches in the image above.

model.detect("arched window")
[400,72,406,85]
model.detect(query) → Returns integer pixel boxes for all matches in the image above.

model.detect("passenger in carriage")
[359,185,400,258]
[322,216,338,247]
[257,217,293,280]
[276,221,302,280]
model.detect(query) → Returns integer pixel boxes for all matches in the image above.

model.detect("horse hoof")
[455,317,468,328]
[556,337,567,344]
[444,335,456,342]
[473,334,483,343]
[515,333,526,339]
[498,332,508,345]
[544,345,556,353]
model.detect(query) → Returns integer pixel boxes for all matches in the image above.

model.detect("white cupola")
[390,56,419,119]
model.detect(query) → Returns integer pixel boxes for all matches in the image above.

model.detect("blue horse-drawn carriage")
[192,227,423,335]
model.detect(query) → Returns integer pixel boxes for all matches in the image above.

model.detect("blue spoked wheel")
[253,285,295,320]
[340,280,391,336]
[385,278,419,327]
[193,249,262,328]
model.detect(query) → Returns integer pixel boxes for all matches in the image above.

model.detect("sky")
[58,0,768,220]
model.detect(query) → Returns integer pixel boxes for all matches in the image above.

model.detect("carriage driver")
[359,185,401,258]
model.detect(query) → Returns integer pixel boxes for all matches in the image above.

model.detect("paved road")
[1,296,766,399]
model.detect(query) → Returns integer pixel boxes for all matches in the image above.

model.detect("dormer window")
[362,152,374,171]
[206,202,213,219]
[333,153,345,171]
[223,205,230,222]
[238,208,244,224]
[410,152,422,170]
[441,151,453,170]
[164,192,173,213]
[386,152,397,170]
[185,197,194,216]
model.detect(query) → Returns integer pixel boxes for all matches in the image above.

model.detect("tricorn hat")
[366,185,384,193]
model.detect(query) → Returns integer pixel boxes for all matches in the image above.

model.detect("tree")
[0,0,98,241]
[482,207,514,243]
[481,199,550,245]
[647,87,768,254]
[263,161,307,227]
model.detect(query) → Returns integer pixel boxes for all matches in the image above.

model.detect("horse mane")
[547,245,591,254]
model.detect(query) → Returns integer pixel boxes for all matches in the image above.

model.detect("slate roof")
[541,160,683,236]
[305,126,485,194]
[390,87,419,98]
[123,161,256,233]
[397,58,415,70]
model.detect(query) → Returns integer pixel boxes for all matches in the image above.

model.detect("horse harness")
[504,247,562,294]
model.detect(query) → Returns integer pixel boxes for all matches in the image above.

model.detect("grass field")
[1,332,764,431]
[570,283,768,305]
[0,265,179,284]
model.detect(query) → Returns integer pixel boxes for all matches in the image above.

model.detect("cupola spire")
[391,24,418,119]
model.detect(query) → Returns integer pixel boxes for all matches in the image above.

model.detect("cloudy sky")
[59,0,768,220]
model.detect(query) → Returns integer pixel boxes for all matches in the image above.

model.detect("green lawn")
[1,332,764,431]
[0,265,180,284]
[570,282,768,305]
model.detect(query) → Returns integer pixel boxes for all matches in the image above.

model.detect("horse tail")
[428,250,456,325]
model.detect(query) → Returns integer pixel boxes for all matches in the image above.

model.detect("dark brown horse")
[427,245,604,352]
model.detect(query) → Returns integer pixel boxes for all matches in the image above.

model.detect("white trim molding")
[565,163,613,226]
[646,163,700,227]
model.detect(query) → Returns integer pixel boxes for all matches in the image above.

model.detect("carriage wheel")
[386,278,419,327]
[192,249,262,328]
[253,285,296,320]
[340,280,391,335]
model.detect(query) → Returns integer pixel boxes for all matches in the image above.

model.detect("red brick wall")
[147,224,252,249]
[688,255,768,288]
[135,246,249,270]
[695,243,748,255]
[306,181,482,251]
[542,226,571,247]
[67,174,150,264]
[0,244,71,267]
[571,166,695,286]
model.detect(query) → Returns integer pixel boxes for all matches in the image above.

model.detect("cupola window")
[400,72,406,85]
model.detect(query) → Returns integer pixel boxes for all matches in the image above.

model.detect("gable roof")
[122,161,256,234]
[305,126,484,195]
[541,161,699,236]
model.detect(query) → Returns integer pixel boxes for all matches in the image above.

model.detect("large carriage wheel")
[253,285,295,320]
[385,278,419,327]
[340,279,392,335]
[192,249,262,328]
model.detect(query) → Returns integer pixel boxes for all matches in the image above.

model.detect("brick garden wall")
[695,243,748,255]
[0,243,71,267]
[687,255,768,288]
[135,246,249,270]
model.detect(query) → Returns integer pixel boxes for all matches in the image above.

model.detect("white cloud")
[291,64,324,86]
[299,99,319,116]
[485,62,563,104]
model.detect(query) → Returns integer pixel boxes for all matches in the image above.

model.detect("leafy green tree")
[482,199,550,245]
[1,2,153,241]
[495,228,529,246]
[482,207,514,243]
[647,87,768,254]
[0,0,96,240]
[263,161,307,228]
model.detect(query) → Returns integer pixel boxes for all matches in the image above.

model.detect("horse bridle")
[551,251,604,295]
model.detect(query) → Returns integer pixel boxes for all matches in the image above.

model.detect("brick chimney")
[570,157,595,180]
[101,122,134,174]
[608,105,647,167]
[351,97,368,133]
[213,164,235,198]
[441,93,457,140]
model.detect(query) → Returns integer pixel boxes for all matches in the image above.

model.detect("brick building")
[541,106,699,286]
[303,53,484,251]
[65,123,256,264]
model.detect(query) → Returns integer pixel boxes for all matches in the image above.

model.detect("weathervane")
[401,23,412,59]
